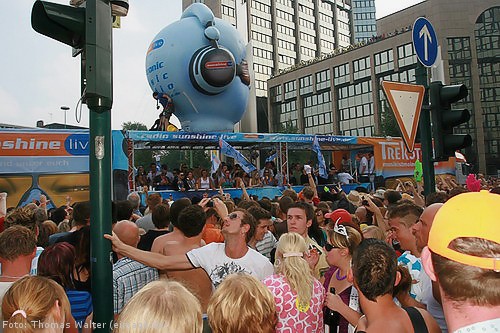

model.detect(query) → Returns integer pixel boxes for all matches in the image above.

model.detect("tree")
[379,104,402,138]
[121,122,153,168]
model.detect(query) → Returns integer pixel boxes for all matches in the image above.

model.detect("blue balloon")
[145,3,251,132]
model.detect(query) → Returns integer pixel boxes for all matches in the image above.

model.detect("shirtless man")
[151,204,212,312]
[353,239,441,333]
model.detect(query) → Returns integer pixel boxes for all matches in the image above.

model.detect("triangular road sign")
[381,81,425,152]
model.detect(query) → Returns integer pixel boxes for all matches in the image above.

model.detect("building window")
[397,43,416,68]
[447,37,471,60]
[337,80,374,136]
[374,49,394,74]
[353,56,371,80]
[284,80,297,100]
[303,91,333,135]
[270,85,282,103]
[299,75,313,95]
[316,69,331,91]
[334,63,350,85]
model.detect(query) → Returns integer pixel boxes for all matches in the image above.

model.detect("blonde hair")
[208,273,276,333]
[2,276,71,333]
[275,232,314,309]
[327,225,363,255]
[115,280,202,333]
[362,225,385,241]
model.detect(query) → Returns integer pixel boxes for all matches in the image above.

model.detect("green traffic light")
[31,1,85,48]
[430,81,472,161]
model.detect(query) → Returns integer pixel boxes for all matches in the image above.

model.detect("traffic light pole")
[87,0,114,331]
[416,63,435,195]
[32,0,114,330]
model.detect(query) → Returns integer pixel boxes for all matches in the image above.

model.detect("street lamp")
[60,106,70,128]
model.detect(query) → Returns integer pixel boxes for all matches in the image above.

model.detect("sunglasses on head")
[324,243,340,252]
[333,218,349,240]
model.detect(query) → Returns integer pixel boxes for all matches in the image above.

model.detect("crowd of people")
[0,162,498,333]
[134,152,379,193]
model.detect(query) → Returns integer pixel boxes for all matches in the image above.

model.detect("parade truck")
[0,128,459,208]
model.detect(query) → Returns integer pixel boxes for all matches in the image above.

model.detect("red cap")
[324,209,352,224]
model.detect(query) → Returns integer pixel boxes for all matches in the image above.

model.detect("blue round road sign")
[412,17,438,67]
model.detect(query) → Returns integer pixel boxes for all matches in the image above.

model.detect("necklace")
[336,268,347,281]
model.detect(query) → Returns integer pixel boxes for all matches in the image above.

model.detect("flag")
[219,138,256,174]
[265,152,278,163]
[210,150,221,175]
[414,159,423,182]
[312,136,328,179]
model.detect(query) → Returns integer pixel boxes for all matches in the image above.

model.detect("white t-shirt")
[186,242,274,289]
[338,172,354,185]
[359,156,369,175]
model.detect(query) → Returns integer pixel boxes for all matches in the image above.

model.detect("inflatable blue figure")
[145,3,251,132]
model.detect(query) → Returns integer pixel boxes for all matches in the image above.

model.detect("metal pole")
[61,106,69,128]
[86,0,113,331]
[416,62,435,195]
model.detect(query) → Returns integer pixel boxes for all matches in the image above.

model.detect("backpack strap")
[403,307,429,333]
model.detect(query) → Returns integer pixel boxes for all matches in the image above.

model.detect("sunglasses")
[324,243,340,252]
[227,212,240,220]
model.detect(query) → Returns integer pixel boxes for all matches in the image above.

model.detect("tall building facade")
[183,0,354,132]
[267,0,499,175]
[352,0,377,42]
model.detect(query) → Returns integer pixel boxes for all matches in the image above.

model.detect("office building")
[267,0,499,175]
[352,0,377,42]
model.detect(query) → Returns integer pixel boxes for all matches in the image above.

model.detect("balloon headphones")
[184,5,250,95]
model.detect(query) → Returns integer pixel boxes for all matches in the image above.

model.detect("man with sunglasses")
[105,197,273,290]
[286,201,329,278]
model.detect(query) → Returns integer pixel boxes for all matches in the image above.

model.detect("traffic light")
[31,1,85,49]
[429,81,472,161]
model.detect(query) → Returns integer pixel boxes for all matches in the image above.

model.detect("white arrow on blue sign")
[412,17,438,67]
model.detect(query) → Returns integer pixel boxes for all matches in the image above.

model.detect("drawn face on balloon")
[145,3,251,132]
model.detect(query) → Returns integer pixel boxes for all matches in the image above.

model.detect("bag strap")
[403,307,429,333]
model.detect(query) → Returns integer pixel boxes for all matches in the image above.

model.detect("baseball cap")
[325,209,352,224]
[373,189,385,200]
[428,190,500,271]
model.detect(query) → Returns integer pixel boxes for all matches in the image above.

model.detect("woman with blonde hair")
[208,273,276,333]
[322,221,363,333]
[263,232,325,332]
[115,280,202,333]
[2,276,75,333]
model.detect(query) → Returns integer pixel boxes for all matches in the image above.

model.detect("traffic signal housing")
[429,81,472,161]
[31,1,85,49]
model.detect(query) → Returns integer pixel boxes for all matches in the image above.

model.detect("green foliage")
[380,104,402,137]
[278,120,299,134]
[122,121,147,131]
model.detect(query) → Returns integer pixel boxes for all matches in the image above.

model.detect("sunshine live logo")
[0,134,89,156]
[0,138,61,150]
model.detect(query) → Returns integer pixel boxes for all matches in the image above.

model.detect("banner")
[265,152,278,163]
[219,138,256,174]
[312,136,328,179]
[210,150,221,175]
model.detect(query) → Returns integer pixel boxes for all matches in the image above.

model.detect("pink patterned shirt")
[263,274,325,333]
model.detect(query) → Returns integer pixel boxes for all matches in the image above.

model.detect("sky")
[0,0,423,130]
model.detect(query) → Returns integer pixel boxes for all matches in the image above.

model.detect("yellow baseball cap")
[428,190,500,271]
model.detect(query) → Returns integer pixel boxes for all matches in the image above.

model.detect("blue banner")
[313,136,328,179]
[265,152,278,163]
[219,138,256,174]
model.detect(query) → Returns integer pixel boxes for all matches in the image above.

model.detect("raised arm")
[104,232,193,271]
